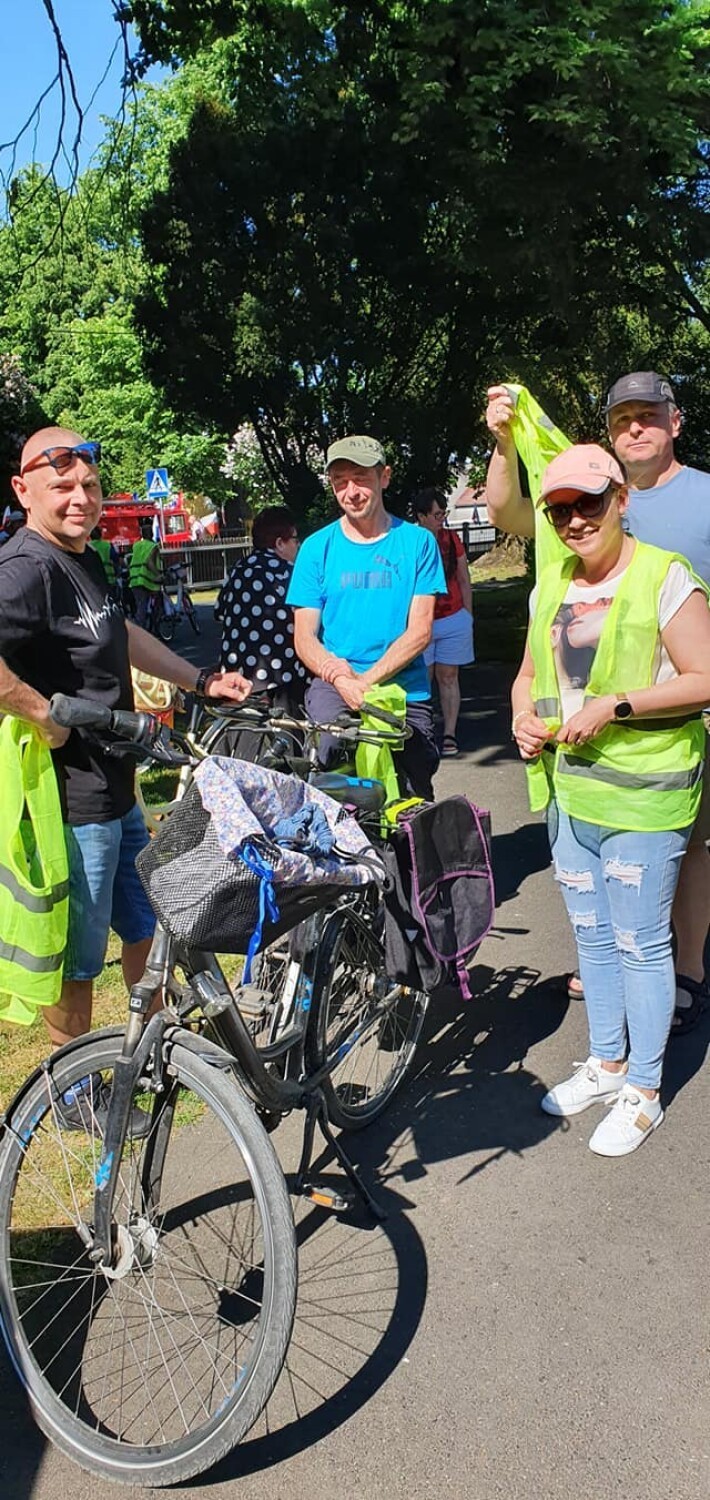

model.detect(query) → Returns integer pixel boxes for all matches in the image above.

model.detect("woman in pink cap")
[511,443,710,1157]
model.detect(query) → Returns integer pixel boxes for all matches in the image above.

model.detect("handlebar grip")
[359,702,406,730]
[49,694,113,730]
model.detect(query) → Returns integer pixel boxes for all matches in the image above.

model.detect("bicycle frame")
[90,885,395,1261]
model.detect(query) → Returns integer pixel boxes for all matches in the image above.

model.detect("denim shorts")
[64,803,156,981]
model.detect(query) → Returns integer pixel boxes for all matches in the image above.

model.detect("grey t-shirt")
[625,465,710,584]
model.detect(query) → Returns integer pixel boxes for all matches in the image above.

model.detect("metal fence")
[447,522,498,559]
[159,539,251,590]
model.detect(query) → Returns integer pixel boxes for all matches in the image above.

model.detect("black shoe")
[56,1073,152,1139]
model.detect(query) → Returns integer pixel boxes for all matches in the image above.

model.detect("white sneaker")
[540,1057,627,1117]
[588,1084,663,1157]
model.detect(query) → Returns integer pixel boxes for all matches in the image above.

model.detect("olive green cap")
[325,435,386,470]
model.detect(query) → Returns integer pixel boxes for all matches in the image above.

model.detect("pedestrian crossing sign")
[146,468,170,499]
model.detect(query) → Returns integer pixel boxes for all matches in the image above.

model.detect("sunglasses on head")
[542,487,613,530]
[20,441,102,478]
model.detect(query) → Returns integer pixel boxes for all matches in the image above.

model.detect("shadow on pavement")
[0,1346,45,1499]
[194,957,565,1488]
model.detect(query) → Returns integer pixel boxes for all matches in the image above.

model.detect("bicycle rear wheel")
[0,1030,297,1487]
[306,906,428,1130]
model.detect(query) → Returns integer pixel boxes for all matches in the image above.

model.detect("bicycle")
[0,694,427,1487]
[145,584,177,642]
[165,561,200,635]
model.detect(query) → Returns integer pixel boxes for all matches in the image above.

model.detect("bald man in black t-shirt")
[0,428,251,1103]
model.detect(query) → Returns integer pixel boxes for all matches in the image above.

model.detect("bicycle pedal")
[300,1182,354,1214]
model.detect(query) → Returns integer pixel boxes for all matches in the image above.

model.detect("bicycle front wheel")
[306,906,428,1130]
[157,608,176,643]
[0,1030,297,1487]
[184,592,201,633]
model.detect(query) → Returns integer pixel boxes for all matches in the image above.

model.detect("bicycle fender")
[0,1025,126,1137]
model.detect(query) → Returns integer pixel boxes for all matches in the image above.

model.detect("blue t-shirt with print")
[625,466,710,584]
[287,516,446,700]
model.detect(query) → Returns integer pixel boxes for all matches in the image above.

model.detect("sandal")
[670,974,708,1037]
[441,735,459,758]
[567,971,585,1000]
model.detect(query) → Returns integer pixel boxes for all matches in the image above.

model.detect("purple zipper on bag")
[401,799,495,999]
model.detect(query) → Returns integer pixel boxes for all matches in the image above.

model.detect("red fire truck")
[99,495,192,549]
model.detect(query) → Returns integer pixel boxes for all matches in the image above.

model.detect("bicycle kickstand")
[294,1090,387,1222]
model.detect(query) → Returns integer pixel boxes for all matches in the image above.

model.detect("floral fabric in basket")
[194,757,378,888]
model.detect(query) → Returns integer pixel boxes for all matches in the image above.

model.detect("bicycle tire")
[157,609,177,643]
[184,593,200,634]
[0,1029,297,1487]
[306,905,428,1130]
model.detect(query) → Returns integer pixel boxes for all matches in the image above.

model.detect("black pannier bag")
[383,796,494,997]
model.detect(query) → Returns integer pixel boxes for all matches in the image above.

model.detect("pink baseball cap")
[538,444,626,506]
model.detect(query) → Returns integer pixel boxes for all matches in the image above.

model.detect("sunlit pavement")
[3,611,708,1500]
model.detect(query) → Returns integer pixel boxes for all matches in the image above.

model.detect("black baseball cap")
[603,371,676,414]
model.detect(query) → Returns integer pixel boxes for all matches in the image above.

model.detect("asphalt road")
[2,600,708,1500]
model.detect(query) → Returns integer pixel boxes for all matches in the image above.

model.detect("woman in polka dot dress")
[214,507,307,708]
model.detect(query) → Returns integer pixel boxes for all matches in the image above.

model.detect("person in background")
[485,371,710,1033]
[215,505,306,708]
[0,508,26,545]
[128,519,162,628]
[412,488,474,757]
[89,526,119,593]
[511,444,710,1156]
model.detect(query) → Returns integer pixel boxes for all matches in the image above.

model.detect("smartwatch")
[613,697,634,721]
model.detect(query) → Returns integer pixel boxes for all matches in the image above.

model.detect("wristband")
[194,666,219,697]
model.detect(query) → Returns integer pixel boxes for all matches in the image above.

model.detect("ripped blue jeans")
[548,803,692,1090]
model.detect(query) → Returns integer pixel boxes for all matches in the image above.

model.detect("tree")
[0,127,235,502]
[131,2,710,508]
[0,353,45,505]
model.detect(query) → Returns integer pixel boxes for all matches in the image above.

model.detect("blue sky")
[0,0,163,185]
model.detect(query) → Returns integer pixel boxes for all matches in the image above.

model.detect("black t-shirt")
[0,529,135,824]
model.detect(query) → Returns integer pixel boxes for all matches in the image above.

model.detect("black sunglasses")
[21,441,102,477]
[542,488,612,530]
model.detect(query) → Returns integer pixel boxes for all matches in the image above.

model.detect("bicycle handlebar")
[49,693,157,741]
[48,694,191,765]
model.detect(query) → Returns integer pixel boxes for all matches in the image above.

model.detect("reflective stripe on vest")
[0,718,69,1025]
[526,542,709,832]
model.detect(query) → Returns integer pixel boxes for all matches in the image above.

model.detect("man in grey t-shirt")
[485,370,710,1031]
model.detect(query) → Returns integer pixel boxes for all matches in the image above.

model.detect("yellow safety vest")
[129,539,160,591]
[90,538,115,586]
[0,718,69,1025]
[526,542,708,832]
[502,383,571,576]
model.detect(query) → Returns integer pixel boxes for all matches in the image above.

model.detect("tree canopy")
[1,2,709,511]
[132,1,710,500]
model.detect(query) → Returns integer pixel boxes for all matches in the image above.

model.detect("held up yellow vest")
[526,542,708,832]
[0,718,69,1025]
[502,383,571,576]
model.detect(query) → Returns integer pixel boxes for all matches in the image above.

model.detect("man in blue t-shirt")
[287,434,446,798]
